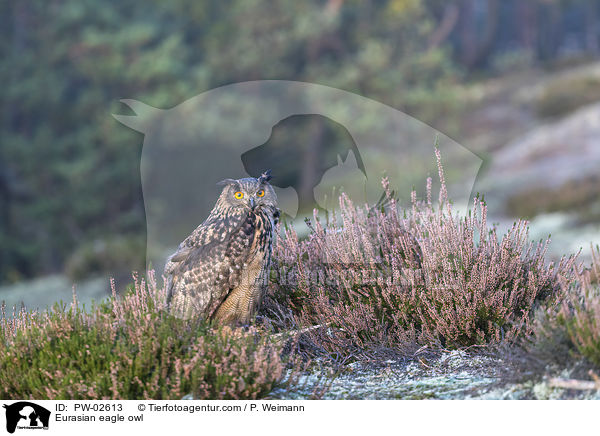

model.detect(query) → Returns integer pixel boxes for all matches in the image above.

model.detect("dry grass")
[506,175,600,221]
[535,75,600,119]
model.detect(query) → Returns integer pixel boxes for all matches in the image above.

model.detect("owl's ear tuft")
[217,178,237,187]
[258,169,272,184]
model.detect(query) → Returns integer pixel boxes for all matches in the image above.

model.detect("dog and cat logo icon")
[2,402,50,433]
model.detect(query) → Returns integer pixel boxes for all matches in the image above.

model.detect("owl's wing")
[164,213,248,319]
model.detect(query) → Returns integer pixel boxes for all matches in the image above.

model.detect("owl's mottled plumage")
[165,171,279,325]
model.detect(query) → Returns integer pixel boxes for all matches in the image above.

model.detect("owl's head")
[216,170,278,211]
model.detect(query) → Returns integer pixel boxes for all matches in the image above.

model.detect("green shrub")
[551,246,600,368]
[0,273,285,399]
[527,251,600,373]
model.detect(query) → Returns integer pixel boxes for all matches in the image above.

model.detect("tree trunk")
[585,0,599,56]
[458,0,500,70]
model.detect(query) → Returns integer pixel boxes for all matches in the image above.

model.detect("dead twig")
[548,376,600,391]
[271,322,333,344]
[418,357,432,369]
[413,345,428,357]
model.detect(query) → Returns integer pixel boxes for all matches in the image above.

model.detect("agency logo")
[2,402,50,433]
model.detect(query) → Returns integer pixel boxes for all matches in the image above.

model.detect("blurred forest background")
[3,0,600,308]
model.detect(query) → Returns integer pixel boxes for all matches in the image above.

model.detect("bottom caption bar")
[1,400,597,435]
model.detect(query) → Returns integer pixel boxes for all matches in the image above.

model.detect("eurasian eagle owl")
[165,170,279,325]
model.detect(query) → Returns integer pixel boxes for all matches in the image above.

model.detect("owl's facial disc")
[218,176,276,212]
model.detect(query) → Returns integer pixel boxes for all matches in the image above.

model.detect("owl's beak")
[248,197,255,210]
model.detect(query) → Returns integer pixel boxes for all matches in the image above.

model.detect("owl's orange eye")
[256,190,265,197]
[234,191,244,199]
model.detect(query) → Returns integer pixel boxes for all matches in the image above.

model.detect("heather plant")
[533,245,600,369]
[567,248,600,368]
[266,149,578,357]
[0,272,286,399]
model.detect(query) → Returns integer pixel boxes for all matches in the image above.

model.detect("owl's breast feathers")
[165,205,280,324]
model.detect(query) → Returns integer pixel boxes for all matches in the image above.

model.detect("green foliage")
[0,0,460,283]
[0,274,285,399]
[2,0,597,287]
[64,235,146,281]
